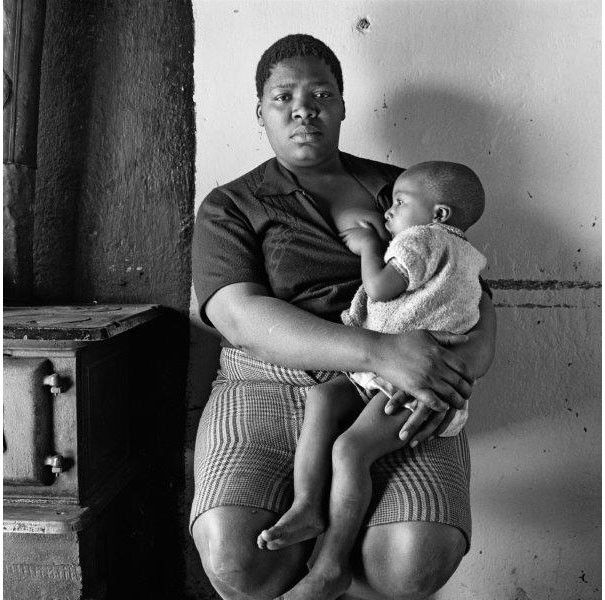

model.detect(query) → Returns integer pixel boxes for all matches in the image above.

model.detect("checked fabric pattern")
[190,348,471,550]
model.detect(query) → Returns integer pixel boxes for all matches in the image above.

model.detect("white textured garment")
[342,223,487,436]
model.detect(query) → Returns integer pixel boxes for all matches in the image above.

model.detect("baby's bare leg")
[277,391,410,600]
[258,376,363,551]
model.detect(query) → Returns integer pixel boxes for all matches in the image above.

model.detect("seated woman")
[190,34,496,600]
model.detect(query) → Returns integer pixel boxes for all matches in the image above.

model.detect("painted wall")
[33,2,195,598]
[191,1,601,599]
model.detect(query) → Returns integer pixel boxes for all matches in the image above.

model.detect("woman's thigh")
[345,521,466,600]
[192,505,313,599]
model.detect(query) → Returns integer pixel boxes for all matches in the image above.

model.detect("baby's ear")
[433,204,452,223]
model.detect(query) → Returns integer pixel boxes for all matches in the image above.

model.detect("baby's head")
[385,161,485,236]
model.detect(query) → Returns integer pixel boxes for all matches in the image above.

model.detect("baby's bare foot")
[275,563,351,600]
[257,501,325,550]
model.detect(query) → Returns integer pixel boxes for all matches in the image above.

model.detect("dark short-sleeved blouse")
[193,152,403,327]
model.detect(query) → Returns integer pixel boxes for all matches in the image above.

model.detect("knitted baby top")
[341,223,487,335]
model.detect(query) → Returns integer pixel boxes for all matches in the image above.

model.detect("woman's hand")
[386,390,458,447]
[379,330,475,448]
[373,329,474,414]
[377,303,496,448]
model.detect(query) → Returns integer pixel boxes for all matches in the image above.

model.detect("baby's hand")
[340,226,382,255]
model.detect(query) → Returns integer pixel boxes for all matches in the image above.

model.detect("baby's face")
[384,173,436,236]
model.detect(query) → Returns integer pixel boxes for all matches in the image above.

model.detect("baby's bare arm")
[360,250,409,301]
[340,227,408,301]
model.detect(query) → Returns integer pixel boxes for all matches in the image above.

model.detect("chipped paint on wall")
[486,279,601,290]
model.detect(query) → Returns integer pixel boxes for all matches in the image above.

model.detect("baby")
[258,161,487,599]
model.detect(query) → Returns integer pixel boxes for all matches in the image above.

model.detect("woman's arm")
[206,282,474,413]
[207,282,376,372]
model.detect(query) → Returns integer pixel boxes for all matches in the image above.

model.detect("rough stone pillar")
[3,0,46,302]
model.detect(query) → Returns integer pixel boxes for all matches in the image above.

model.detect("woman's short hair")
[256,34,343,99]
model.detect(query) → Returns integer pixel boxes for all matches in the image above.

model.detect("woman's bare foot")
[276,563,352,600]
[257,500,325,550]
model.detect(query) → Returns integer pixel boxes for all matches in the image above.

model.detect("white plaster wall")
[190,2,601,598]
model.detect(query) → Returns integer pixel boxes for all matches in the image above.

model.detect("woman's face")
[256,56,345,171]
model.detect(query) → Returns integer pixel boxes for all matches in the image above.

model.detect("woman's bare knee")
[192,506,311,598]
[353,522,466,600]
[192,509,257,594]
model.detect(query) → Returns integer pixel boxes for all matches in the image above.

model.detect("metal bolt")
[44,454,64,474]
[43,373,60,388]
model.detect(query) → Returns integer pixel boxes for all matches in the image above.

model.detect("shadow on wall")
[374,84,584,273]
[365,86,599,444]
[186,312,221,415]
[183,316,222,597]
[473,455,599,539]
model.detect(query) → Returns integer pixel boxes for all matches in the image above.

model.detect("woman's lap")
[190,348,471,596]
[190,349,471,547]
[190,348,337,532]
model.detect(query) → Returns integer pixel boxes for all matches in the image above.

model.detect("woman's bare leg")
[192,506,314,599]
[192,435,467,600]
[258,376,363,550]
[278,392,411,600]
[347,521,467,600]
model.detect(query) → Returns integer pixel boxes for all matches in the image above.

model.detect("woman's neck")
[278,153,346,182]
